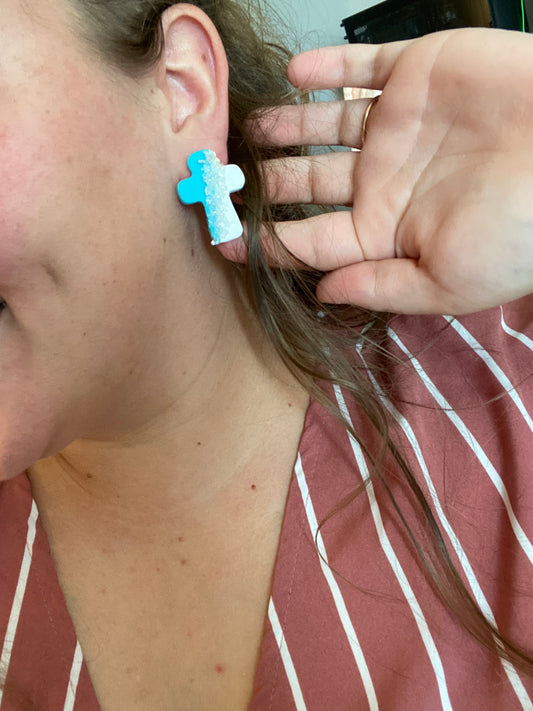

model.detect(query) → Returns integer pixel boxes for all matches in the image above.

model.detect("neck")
[27,283,309,538]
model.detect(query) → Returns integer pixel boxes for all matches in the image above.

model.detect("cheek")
[0,108,112,289]
[0,121,48,285]
[0,76,167,308]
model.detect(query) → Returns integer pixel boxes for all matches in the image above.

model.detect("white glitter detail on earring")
[177,149,245,245]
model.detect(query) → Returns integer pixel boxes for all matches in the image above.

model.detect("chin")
[0,445,33,482]
[0,416,62,483]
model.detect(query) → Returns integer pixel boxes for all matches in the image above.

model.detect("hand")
[220,28,533,315]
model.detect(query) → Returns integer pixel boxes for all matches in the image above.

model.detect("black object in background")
[340,0,524,44]
[488,0,528,30]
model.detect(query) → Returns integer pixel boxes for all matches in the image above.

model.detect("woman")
[0,0,532,708]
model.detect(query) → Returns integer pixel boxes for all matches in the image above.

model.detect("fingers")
[220,232,458,316]
[287,41,413,92]
[273,212,366,270]
[216,235,249,264]
[316,260,455,315]
[263,151,358,205]
[252,99,373,149]
[218,211,367,272]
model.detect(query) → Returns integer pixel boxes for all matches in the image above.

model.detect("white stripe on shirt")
[333,385,454,711]
[268,598,308,711]
[63,641,84,711]
[357,345,533,710]
[388,327,533,567]
[0,500,38,707]
[294,454,379,711]
[500,306,533,351]
[443,315,533,431]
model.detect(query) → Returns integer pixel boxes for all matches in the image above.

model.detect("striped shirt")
[1,301,533,710]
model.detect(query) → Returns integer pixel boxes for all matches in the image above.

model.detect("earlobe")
[158,5,229,148]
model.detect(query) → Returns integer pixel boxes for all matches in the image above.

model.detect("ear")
[157,4,229,162]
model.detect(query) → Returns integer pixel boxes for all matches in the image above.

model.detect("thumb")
[316,259,455,315]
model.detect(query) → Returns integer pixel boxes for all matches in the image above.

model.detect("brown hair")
[16,0,533,688]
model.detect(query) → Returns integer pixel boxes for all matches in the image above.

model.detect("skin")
[2,5,533,706]
[221,28,533,315]
[0,0,308,537]
[2,4,532,544]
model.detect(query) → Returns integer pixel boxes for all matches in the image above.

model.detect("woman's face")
[0,0,203,479]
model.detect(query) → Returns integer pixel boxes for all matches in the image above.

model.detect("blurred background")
[265,0,531,52]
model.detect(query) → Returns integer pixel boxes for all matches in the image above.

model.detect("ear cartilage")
[177,149,245,245]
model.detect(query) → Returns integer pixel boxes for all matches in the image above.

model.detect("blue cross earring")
[177,149,245,245]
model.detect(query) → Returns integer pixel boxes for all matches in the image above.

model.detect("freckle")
[82,332,87,337]
[128,564,136,573]
[186,630,193,638]
[178,536,185,543]
[125,667,133,676]
[129,369,134,375]
[86,472,93,479]
[99,587,107,595]
[214,664,226,674]
[288,402,293,408]
[163,237,167,244]
[181,559,188,566]
[197,442,202,446]
[191,246,195,257]
[156,567,161,573]
[251,484,257,490]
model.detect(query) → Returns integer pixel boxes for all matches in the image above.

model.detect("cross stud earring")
[177,149,246,245]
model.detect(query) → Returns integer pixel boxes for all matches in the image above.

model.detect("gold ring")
[361,95,380,147]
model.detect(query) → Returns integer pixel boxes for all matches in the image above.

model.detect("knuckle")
[338,102,353,147]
